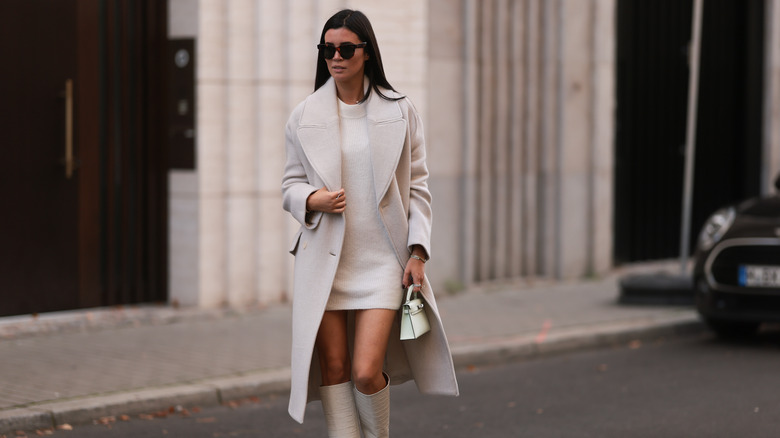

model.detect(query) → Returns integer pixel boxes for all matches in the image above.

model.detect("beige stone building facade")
[166,0,780,309]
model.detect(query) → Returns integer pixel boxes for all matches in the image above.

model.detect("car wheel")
[704,318,761,338]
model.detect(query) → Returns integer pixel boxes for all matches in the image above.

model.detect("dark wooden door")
[0,0,168,317]
[1,0,87,316]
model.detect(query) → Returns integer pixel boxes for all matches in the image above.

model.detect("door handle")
[64,79,74,179]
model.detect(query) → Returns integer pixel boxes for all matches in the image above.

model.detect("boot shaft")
[320,381,361,438]
[353,375,390,438]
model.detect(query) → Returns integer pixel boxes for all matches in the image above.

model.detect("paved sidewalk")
[0,266,704,433]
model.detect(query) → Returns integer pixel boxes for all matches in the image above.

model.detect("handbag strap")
[405,285,417,303]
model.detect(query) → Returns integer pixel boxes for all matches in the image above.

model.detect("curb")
[0,315,705,434]
[0,368,291,435]
[451,313,704,368]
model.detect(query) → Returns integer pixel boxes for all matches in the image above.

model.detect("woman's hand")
[402,246,427,292]
[306,187,346,214]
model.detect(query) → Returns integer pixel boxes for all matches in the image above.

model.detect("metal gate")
[614,0,764,263]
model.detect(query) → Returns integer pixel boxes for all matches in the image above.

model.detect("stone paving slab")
[0,307,292,410]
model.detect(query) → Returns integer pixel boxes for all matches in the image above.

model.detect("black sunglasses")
[317,42,367,60]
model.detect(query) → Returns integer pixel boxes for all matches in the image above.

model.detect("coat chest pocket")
[289,229,303,255]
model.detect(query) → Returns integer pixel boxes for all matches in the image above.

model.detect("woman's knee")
[351,363,384,391]
[320,356,351,384]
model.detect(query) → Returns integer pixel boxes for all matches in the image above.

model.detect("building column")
[226,0,258,306]
[590,0,615,275]
[765,0,780,193]
[197,0,228,307]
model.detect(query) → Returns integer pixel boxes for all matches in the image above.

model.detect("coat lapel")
[297,77,407,201]
[297,79,342,191]
[366,91,406,204]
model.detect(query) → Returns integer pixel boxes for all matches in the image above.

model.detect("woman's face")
[323,27,368,86]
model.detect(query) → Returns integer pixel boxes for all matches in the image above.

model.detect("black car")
[693,177,780,337]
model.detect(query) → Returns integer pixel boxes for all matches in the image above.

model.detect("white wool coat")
[282,78,459,423]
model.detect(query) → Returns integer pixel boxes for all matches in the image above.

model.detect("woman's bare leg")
[315,310,351,385]
[351,309,396,394]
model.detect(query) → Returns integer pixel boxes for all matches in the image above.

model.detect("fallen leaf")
[139,414,155,420]
[56,425,73,431]
[628,340,642,349]
[196,417,217,424]
[119,415,131,422]
[95,417,115,426]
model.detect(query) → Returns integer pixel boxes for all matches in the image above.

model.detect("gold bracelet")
[410,254,427,263]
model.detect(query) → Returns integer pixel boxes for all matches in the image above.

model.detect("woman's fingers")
[331,189,346,212]
[310,188,346,213]
[402,261,424,291]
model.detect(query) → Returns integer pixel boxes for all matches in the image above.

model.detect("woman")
[282,9,459,437]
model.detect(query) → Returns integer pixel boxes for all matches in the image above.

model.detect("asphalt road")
[25,329,780,438]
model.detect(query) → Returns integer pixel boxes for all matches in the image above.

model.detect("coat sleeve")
[405,99,433,259]
[282,110,323,229]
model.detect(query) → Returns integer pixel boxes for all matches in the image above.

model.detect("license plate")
[738,265,780,287]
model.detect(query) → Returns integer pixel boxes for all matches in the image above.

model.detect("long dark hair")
[314,9,403,102]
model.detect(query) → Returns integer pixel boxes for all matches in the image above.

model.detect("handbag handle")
[405,285,419,302]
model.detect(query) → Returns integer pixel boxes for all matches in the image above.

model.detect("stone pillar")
[461,0,480,287]
[765,0,780,193]
[226,0,257,306]
[522,0,541,278]
[538,0,561,278]
[557,0,594,279]
[427,0,465,292]
[591,0,615,275]
[197,0,228,307]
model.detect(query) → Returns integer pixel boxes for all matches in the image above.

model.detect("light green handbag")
[400,286,430,340]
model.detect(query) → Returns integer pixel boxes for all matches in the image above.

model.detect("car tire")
[704,318,761,338]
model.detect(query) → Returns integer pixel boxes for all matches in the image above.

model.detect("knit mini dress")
[325,99,404,311]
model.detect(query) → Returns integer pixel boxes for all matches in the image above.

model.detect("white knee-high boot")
[320,381,361,438]
[353,374,390,438]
